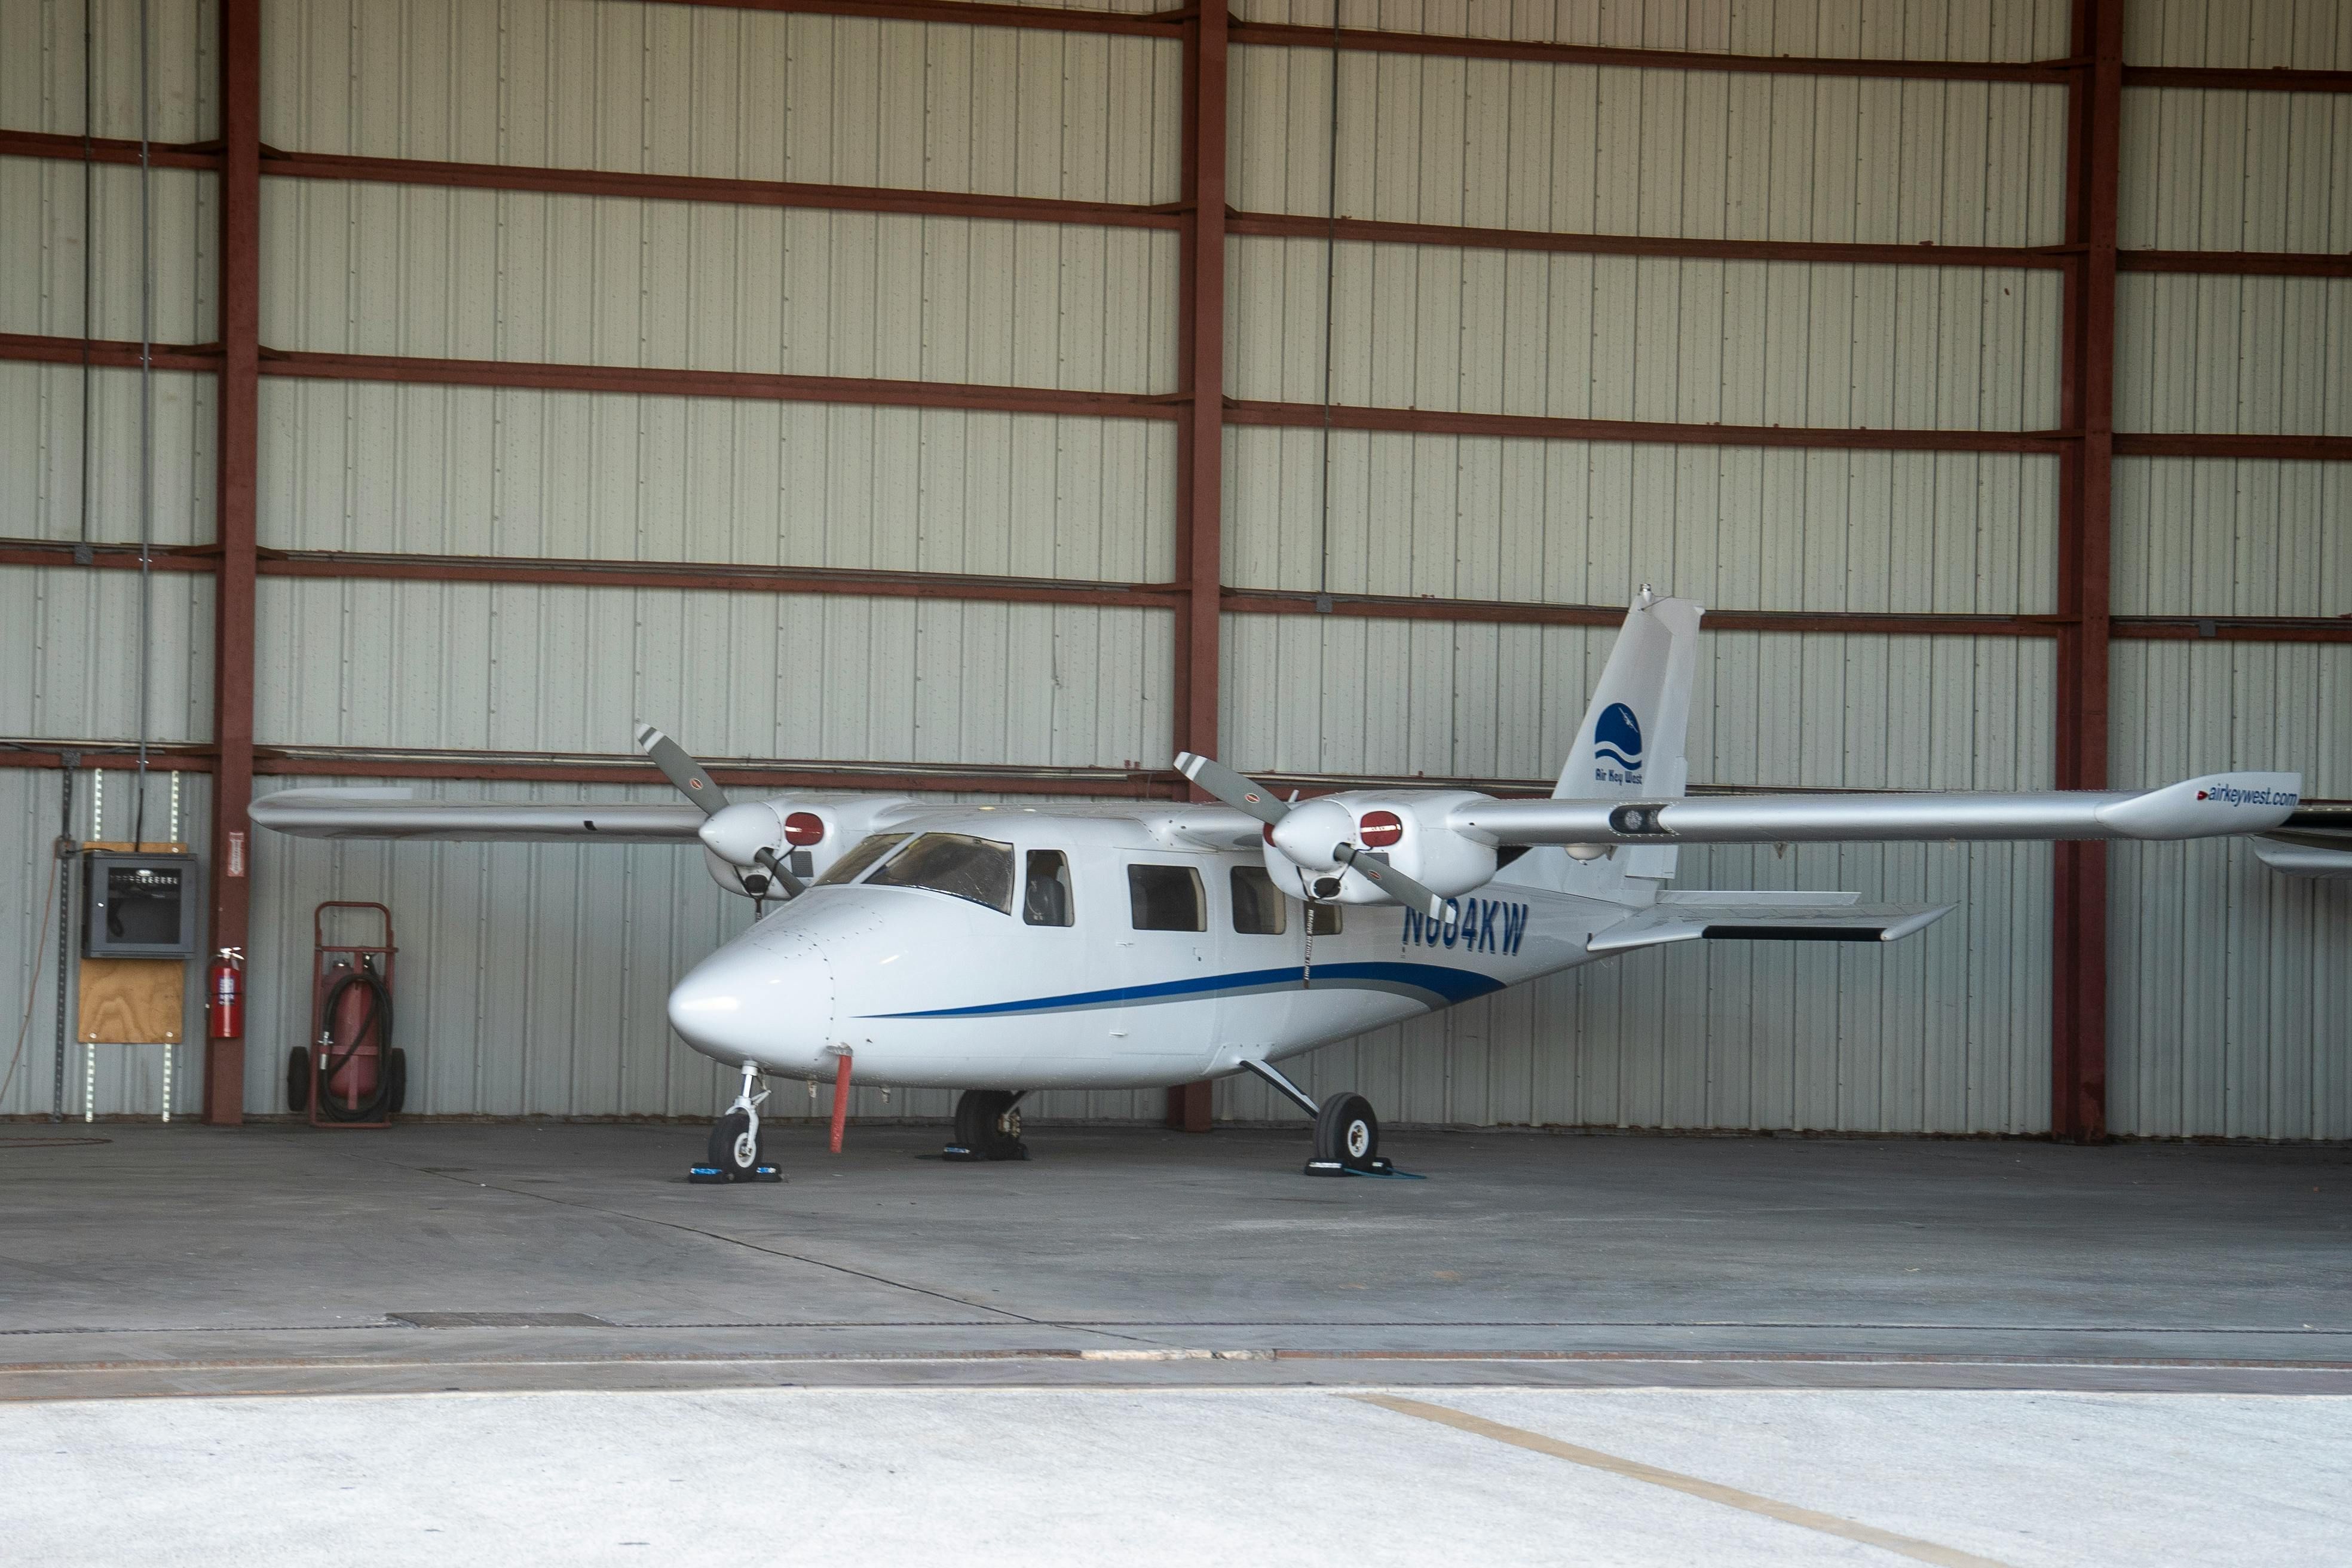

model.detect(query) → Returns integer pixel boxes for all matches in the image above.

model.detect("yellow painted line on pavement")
[1349,1394,2017,1568]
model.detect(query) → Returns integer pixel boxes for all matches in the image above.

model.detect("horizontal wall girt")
[1229,21,2075,81]
[263,149,1186,229]
[1226,399,2075,455]
[259,350,1180,419]
[1228,212,2073,271]
[2114,433,2352,461]
[2120,251,2352,279]
[0,332,221,373]
[657,0,1186,38]
[0,129,220,170]
[0,539,1182,607]
[2123,66,2352,93]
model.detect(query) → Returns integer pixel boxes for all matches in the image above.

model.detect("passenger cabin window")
[1023,850,1074,927]
[814,833,909,886]
[1128,864,1205,932]
[1229,866,1287,935]
[865,832,1015,914]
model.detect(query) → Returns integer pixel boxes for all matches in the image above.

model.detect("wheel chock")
[688,1163,784,1184]
[1303,1157,1420,1179]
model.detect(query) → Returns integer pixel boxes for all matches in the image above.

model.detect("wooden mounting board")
[79,959,186,1045]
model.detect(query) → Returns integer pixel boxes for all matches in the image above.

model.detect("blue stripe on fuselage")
[859,960,1506,1019]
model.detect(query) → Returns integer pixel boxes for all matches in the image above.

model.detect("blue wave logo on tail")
[1593,703,1644,772]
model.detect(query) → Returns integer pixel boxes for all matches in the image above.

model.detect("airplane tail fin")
[1554,586,1704,804]
[1499,586,1704,902]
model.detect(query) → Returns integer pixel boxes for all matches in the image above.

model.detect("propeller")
[635,721,807,898]
[1175,751,1448,919]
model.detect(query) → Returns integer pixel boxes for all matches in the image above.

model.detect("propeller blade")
[1334,843,1448,920]
[635,721,728,819]
[1174,751,1288,826]
[637,721,808,899]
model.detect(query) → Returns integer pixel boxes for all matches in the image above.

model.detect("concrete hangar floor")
[3,1123,2346,1566]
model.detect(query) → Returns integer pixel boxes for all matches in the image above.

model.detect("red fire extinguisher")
[207,947,244,1040]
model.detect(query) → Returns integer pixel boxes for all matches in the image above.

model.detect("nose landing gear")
[945,1089,1030,1162]
[690,1061,785,1184]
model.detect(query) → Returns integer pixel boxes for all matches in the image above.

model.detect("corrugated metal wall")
[2107,1,2352,1138]
[4,0,2342,1138]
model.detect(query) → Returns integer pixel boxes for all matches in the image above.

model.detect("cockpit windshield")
[813,833,910,886]
[862,832,1015,914]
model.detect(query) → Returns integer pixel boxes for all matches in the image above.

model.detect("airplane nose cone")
[1270,798,1353,872]
[666,927,834,1068]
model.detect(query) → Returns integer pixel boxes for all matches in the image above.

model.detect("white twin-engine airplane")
[253,590,2306,1179]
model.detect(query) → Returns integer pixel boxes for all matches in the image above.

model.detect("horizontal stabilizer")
[1587,892,1952,955]
[2256,839,2352,878]
[250,791,705,844]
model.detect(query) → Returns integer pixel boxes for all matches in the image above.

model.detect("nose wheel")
[945,1089,1029,1162]
[691,1061,783,1184]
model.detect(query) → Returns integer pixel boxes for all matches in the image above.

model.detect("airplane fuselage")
[666,808,1618,1090]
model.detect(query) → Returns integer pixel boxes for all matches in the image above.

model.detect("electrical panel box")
[84,852,199,958]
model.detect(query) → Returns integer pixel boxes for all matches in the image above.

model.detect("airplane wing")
[1586,892,1952,954]
[247,788,710,843]
[1450,772,2303,849]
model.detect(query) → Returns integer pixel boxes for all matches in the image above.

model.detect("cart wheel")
[384,1048,408,1116]
[286,1047,312,1113]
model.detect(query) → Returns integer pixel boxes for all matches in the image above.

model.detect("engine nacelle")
[1262,789,1499,905]
[697,801,838,898]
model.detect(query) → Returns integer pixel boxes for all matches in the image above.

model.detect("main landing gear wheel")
[947,1089,1028,1162]
[1306,1091,1392,1176]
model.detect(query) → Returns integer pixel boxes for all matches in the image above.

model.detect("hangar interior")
[2,0,2346,1141]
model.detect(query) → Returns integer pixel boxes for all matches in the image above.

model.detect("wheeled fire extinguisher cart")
[286,901,405,1127]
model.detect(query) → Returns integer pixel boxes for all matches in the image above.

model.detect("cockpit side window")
[865,832,1015,913]
[1022,850,1074,927]
[1229,865,1287,935]
[1128,863,1205,932]
[813,833,910,886]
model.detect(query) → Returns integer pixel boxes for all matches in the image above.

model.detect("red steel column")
[2051,0,2121,1143]
[1167,5,1228,1134]
[204,0,259,1125]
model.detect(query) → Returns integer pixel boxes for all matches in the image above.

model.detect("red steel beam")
[259,148,1186,231]
[1229,397,2075,455]
[1230,20,2076,82]
[2050,0,2121,1148]
[1229,210,2075,271]
[207,0,261,1128]
[1176,7,1227,772]
[0,331,220,373]
[260,347,1178,421]
[2114,433,2352,461]
[658,0,1185,38]
[2124,65,2352,93]
[1166,1,1229,1131]
[0,128,221,170]
[260,550,1182,609]
[2120,250,2352,278]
